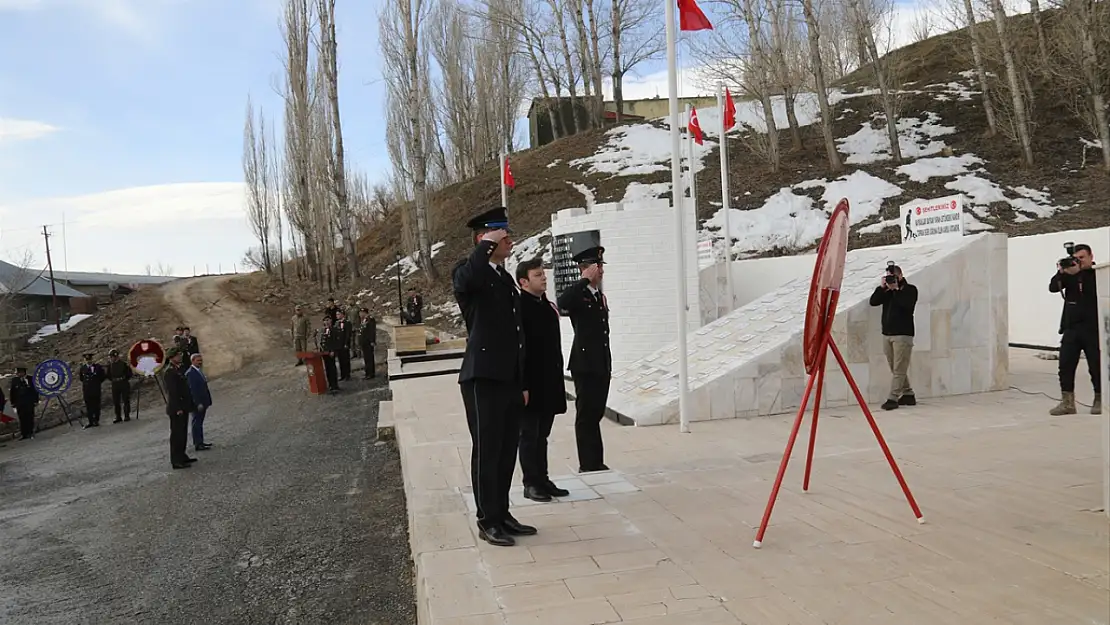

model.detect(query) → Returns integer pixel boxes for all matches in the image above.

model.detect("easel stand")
[133,376,166,420]
[40,396,76,430]
[753,289,925,548]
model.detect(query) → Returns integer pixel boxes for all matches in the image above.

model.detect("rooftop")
[0,261,88,299]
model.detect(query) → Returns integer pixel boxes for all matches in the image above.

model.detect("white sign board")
[900,195,965,244]
[697,240,715,269]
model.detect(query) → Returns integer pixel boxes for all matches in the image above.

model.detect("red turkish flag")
[678,0,713,31]
[503,156,515,189]
[689,107,704,145]
[723,88,737,131]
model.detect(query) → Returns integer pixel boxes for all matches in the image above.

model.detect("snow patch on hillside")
[28,314,92,344]
[838,112,955,165]
[895,154,984,182]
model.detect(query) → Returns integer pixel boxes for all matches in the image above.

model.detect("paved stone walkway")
[384,350,1109,625]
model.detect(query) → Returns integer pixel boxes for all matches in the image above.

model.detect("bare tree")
[1028,0,1049,63]
[281,0,320,281]
[609,0,664,122]
[847,0,902,162]
[987,0,1035,165]
[962,0,998,136]
[243,96,274,273]
[800,0,843,171]
[1049,0,1110,171]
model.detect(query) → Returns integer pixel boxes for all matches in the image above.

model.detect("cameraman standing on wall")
[1048,243,1101,416]
[870,262,919,411]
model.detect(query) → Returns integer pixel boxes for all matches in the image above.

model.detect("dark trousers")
[83,389,102,424]
[190,407,208,448]
[460,379,522,530]
[361,342,376,378]
[111,383,131,419]
[519,407,556,488]
[572,372,611,471]
[168,411,189,464]
[338,348,352,380]
[16,406,35,439]
[1060,327,1101,393]
[323,355,339,390]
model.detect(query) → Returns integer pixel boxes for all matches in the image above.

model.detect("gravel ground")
[0,358,415,625]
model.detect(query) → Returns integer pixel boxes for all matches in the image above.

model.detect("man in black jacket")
[335,309,353,381]
[319,315,342,392]
[163,348,196,469]
[515,258,570,503]
[79,353,107,428]
[1048,244,1100,415]
[453,206,536,547]
[558,246,612,473]
[358,308,377,379]
[869,263,919,411]
[106,349,133,422]
[10,366,38,440]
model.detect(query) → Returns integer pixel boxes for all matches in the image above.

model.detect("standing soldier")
[453,206,536,547]
[106,349,133,423]
[181,327,200,359]
[163,348,196,469]
[319,315,342,393]
[10,366,39,440]
[405,288,425,324]
[335,309,353,381]
[558,246,612,473]
[292,305,311,366]
[515,258,570,502]
[358,307,378,379]
[79,353,107,429]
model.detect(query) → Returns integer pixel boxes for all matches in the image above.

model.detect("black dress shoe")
[123,417,131,422]
[112,418,123,424]
[523,485,552,502]
[502,517,538,536]
[544,481,570,498]
[184,457,198,463]
[172,463,191,470]
[479,525,515,547]
[881,400,900,411]
[579,464,609,473]
[898,394,917,406]
[195,444,213,451]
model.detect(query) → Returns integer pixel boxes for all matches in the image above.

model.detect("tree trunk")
[1075,0,1110,171]
[988,0,1035,166]
[571,0,596,129]
[319,0,359,280]
[743,0,780,172]
[611,0,623,123]
[585,0,605,126]
[849,0,902,163]
[963,0,997,136]
[783,86,802,150]
[769,0,802,150]
[1029,0,1049,64]
[548,0,581,134]
[802,0,842,172]
[403,0,438,279]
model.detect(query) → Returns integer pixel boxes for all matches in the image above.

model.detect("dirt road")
[162,276,277,377]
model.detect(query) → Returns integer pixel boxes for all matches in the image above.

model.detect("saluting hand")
[481,228,508,244]
[523,390,530,406]
[583,264,601,283]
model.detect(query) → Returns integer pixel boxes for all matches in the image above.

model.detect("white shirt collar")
[587,284,599,295]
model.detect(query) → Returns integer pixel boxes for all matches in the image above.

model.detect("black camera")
[884,261,899,284]
[1060,241,1078,269]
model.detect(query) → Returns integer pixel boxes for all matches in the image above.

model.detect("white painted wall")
[706,227,1110,350]
[551,200,700,375]
[1096,264,1109,517]
[1008,227,1110,348]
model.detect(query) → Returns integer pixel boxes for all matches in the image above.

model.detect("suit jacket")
[453,241,525,385]
[358,318,377,345]
[163,365,194,416]
[79,363,106,392]
[9,376,37,409]
[558,278,612,376]
[184,336,200,356]
[320,326,343,354]
[520,290,567,415]
[335,320,353,349]
[186,366,213,408]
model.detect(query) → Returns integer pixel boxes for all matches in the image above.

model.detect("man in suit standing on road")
[186,353,213,452]
[558,246,612,473]
[453,206,537,547]
[335,309,353,381]
[163,348,197,469]
[10,366,38,440]
[358,308,378,379]
[319,315,342,393]
[79,353,107,429]
[515,257,570,502]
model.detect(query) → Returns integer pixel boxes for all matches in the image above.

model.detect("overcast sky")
[0,0,1029,276]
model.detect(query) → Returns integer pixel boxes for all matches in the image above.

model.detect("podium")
[392,323,427,356]
[296,351,328,395]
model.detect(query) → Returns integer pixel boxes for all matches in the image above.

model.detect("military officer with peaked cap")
[557,245,612,473]
[453,206,537,547]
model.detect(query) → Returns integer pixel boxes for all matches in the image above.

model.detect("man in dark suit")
[163,348,197,469]
[515,257,570,503]
[358,307,378,379]
[335,309,353,381]
[405,288,424,324]
[453,206,536,547]
[181,327,200,360]
[79,353,107,429]
[186,353,214,451]
[557,246,612,473]
[319,315,342,393]
[324,298,340,323]
[10,366,38,440]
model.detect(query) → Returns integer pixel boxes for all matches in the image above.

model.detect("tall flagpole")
[667,0,691,434]
[500,149,509,208]
[717,84,734,311]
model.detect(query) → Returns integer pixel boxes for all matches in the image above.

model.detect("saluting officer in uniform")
[79,353,107,429]
[557,246,612,473]
[453,206,537,547]
[335,309,353,381]
[319,315,342,393]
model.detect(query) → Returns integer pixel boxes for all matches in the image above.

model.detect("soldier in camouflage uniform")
[292,305,312,366]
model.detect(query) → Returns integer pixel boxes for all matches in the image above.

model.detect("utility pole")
[42,226,61,332]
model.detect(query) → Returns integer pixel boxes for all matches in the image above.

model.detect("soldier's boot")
[1092,393,1102,415]
[1049,392,1077,416]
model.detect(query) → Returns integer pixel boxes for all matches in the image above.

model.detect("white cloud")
[0,0,159,40]
[0,118,59,142]
[0,182,258,275]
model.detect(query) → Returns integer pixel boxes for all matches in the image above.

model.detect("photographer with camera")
[869,262,919,411]
[1048,243,1100,416]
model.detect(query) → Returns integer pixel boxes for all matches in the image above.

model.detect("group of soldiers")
[453,206,612,547]
[291,299,378,393]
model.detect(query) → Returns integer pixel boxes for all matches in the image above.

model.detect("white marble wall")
[606,233,1010,426]
[1096,264,1109,517]
[551,200,700,375]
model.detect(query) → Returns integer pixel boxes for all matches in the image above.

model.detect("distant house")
[526,95,717,148]
[0,260,92,354]
[51,270,177,303]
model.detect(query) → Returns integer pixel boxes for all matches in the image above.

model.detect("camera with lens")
[884,261,899,285]
[1059,241,1078,269]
